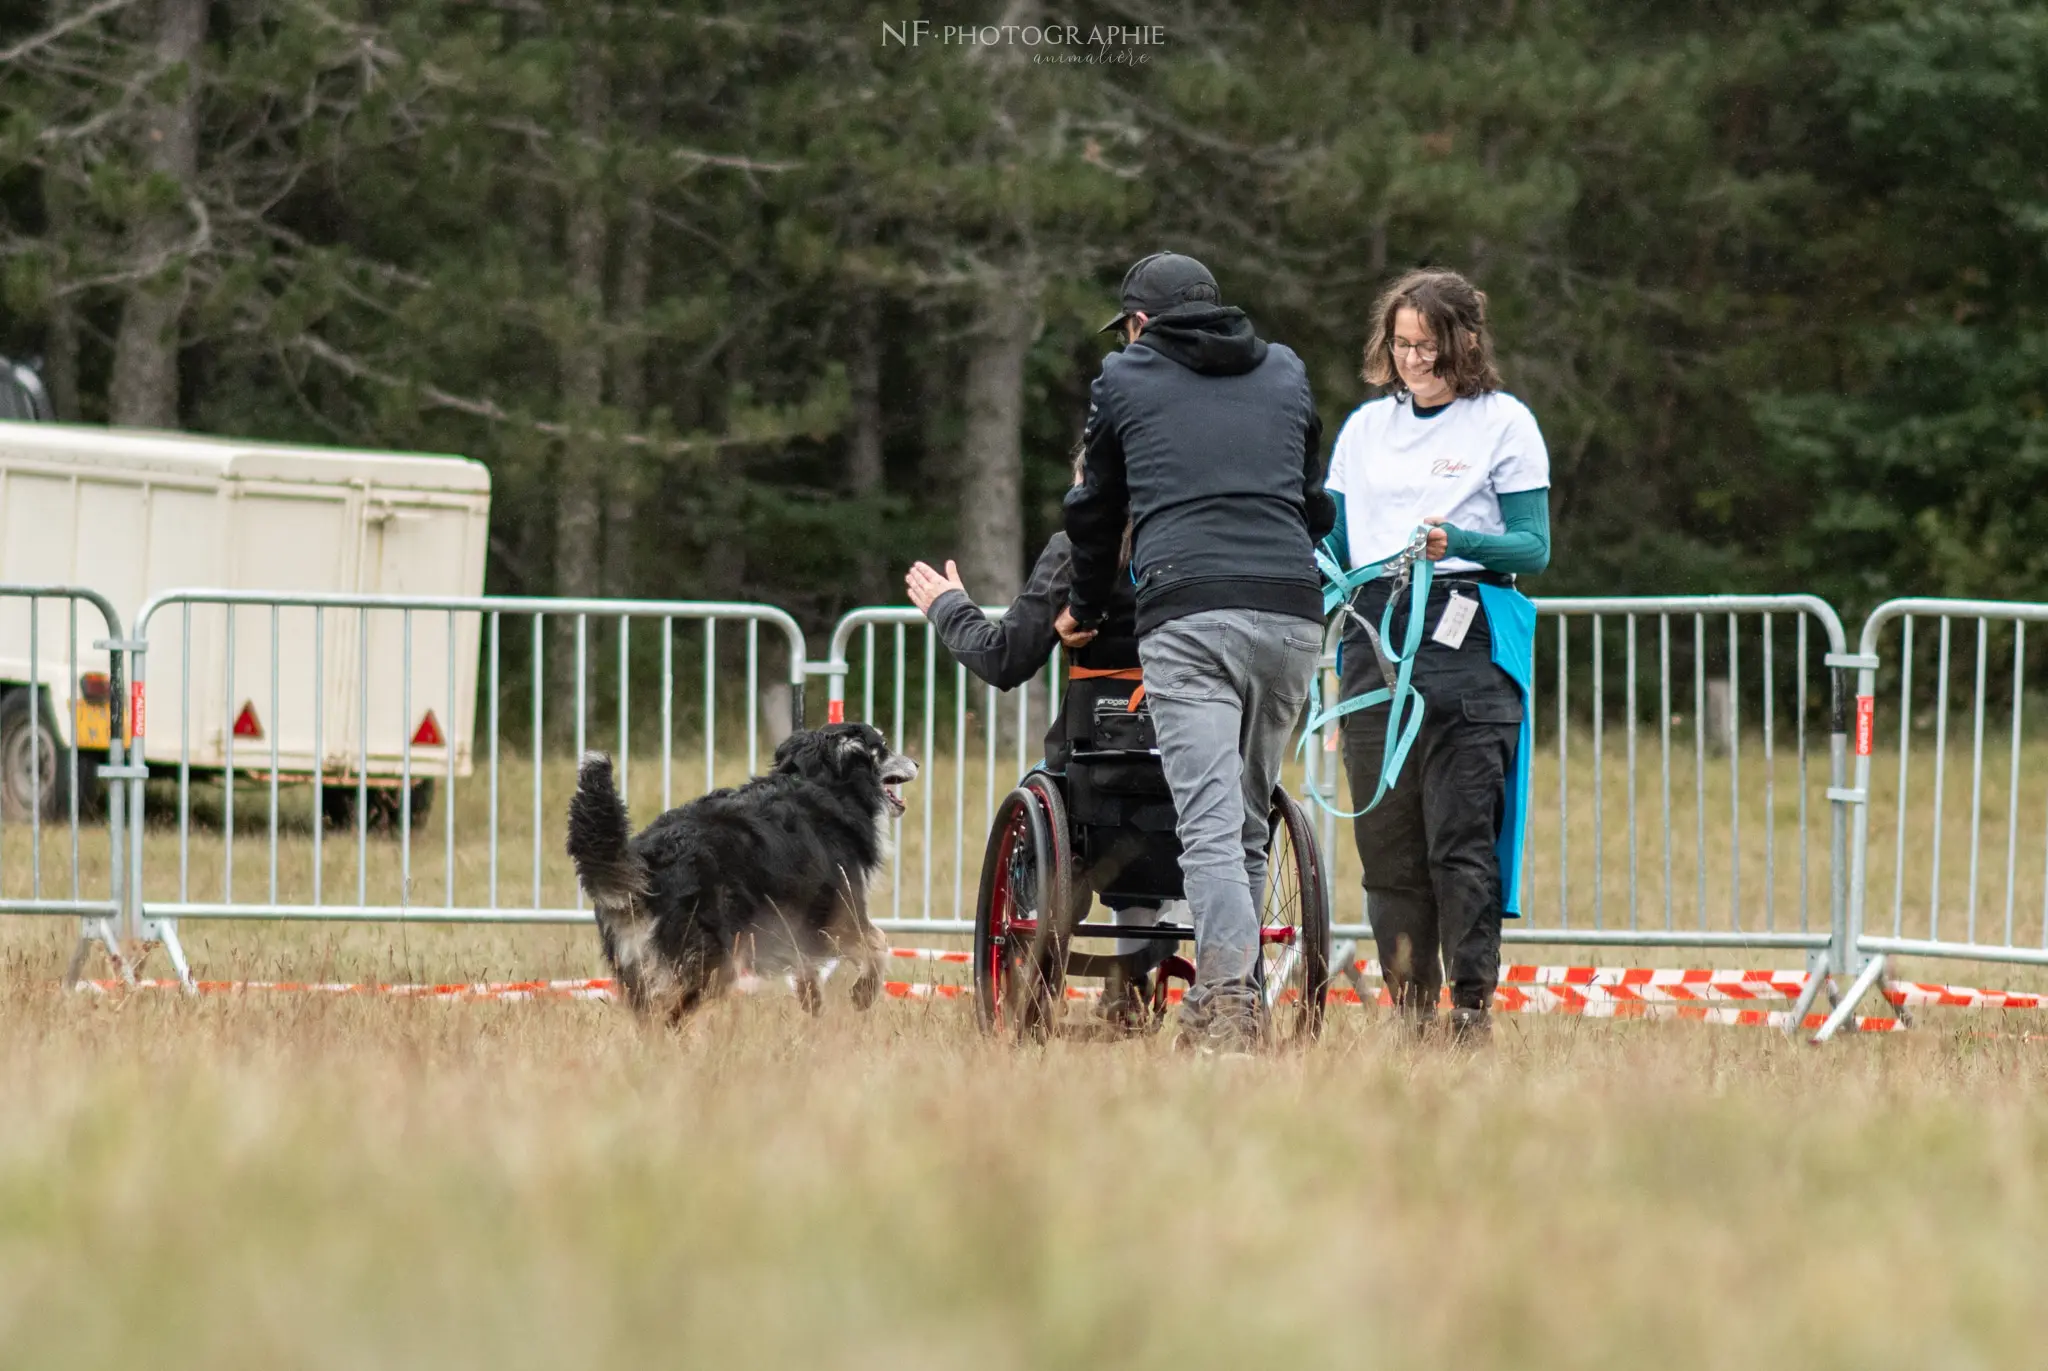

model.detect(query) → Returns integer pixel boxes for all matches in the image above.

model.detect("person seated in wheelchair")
[906,453,1181,1026]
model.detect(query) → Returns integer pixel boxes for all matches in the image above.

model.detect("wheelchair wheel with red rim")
[1260,785,1333,1041]
[972,778,1077,1039]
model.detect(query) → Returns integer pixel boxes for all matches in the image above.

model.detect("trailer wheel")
[322,779,435,832]
[0,688,93,823]
[372,780,435,830]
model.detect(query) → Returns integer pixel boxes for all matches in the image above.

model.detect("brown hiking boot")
[1386,979,1440,1043]
[1175,979,1268,1056]
[1095,963,1152,1036]
[1448,1005,1493,1046]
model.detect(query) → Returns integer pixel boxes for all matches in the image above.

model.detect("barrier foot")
[130,917,196,994]
[1811,955,1887,1044]
[159,922,195,994]
[63,917,133,991]
[1785,951,1831,1037]
[1332,939,1367,999]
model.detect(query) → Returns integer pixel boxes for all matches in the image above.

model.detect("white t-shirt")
[1325,391,1550,574]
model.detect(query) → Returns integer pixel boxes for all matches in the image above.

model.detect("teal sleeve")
[1442,488,1550,574]
[1319,491,1349,568]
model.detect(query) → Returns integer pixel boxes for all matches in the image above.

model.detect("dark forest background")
[2,0,2043,634]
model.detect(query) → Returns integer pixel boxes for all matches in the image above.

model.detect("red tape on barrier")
[1882,982,2048,1010]
[86,962,2034,1035]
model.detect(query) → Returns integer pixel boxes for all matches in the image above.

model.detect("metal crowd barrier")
[42,583,2032,1039]
[1393,595,1848,955]
[1815,599,2048,1039]
[821,596,1860,972]
[0,585,139,984]
[118,591,805,987]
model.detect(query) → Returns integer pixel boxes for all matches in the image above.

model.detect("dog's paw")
[795,974,824,1017]
[849,965,882,1012]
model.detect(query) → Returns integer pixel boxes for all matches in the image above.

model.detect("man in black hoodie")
[1063,252,1335,1051]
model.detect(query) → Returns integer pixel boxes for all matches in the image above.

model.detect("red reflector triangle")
[412,710,444,747]
[232,702,263,739]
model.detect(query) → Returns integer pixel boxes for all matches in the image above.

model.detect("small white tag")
[1432,591,1477,650]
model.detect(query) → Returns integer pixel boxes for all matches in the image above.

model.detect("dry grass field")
[2,934,2046,1370]
[0,734,2044,1368]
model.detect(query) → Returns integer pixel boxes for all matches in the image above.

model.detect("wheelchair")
[970,676,1333,1042]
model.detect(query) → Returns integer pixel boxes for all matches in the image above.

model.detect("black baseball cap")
[1099,252,1221,334]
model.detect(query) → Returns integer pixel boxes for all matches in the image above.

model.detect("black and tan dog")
[567,723,918,1022]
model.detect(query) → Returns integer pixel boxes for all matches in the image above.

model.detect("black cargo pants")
[1339,575,1522,1015]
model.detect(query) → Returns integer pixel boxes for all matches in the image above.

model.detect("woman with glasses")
[1321,267,1550,1043]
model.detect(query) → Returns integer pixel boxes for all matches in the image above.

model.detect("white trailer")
[0,421,490,820]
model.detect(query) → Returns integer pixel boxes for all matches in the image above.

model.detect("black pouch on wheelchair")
[1067,705,1172,830]
[1069,753,1184,899]
[1058,683,1184,900]
[1087,696,1157,753]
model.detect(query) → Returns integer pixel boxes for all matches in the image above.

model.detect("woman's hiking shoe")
[1448,1005,1493,1046]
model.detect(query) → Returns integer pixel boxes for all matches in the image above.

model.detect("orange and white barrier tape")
[892,979,1904,1031]
[1491,997,1902,1033]
[1494,964,1812,995]
[1491,981,1800,1008]
[891,948,972,964]
[883,981,967,1001]
[84,962,2033,1034]
[1328,983,1901,1031]
[86,977,618,1002]
[1881,982,2048,1010]
[1360,960,1811,999]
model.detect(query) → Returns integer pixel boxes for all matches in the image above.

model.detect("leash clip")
[1388,526,1431,594]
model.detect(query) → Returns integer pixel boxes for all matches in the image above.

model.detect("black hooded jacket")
[1063,304,1336,636]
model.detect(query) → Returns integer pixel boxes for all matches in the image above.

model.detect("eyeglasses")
[1390,338,1439,362]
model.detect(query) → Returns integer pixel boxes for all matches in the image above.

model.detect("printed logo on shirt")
[1429,458,1473,477]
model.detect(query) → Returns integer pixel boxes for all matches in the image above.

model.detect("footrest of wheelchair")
[1062,922,1300,945]
[1065,951,1141,979]
[1067,922,1193,941]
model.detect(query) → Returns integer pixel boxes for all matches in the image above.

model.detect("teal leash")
[1300,527,1433,819]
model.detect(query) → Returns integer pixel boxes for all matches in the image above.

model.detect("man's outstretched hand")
[906,560,968,613]
[1055,608,1097,649]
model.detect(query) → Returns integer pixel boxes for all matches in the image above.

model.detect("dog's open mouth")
[880,757,917,818]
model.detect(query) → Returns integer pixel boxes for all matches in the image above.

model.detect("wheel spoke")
[1264,945,1301,1009]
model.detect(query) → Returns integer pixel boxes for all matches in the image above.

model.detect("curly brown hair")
[1360,268,1503,400]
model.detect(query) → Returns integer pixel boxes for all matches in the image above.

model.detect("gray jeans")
[1138,608,1323,986]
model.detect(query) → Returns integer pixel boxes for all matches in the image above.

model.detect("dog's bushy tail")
[567,752,648,906]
